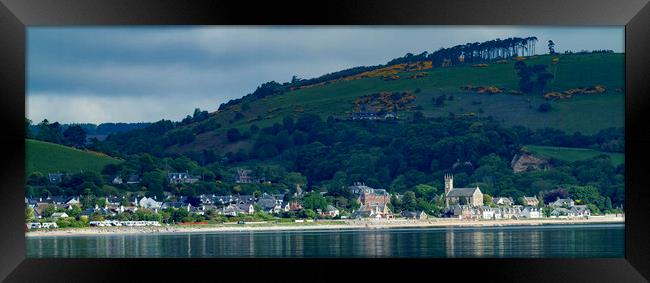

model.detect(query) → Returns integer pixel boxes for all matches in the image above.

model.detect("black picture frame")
[1,0,649,281]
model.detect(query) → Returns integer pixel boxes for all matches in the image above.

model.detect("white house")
[522,207,542,218]
[573,205,591,218]
[50,212,69,219]
[500,207,521,219]
[494,197,514,206]
[112,176,123,185]
[138,197,162,209]
[480,206,495,220]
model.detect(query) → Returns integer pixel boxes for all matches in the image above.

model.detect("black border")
[1,0,650,281]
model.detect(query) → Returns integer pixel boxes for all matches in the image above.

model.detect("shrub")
[538,103,552,112]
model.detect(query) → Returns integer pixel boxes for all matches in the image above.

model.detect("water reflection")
[26,224,623,258]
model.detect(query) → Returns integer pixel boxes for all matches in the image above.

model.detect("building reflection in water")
[25,224,623,258]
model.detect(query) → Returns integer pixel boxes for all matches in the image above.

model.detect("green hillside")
[525,145,624,166]
[26,139,122,175]
[172,53,623,154]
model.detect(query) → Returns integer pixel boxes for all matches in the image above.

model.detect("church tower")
[444,174,454,195]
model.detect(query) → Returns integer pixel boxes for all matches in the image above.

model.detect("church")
[444,174,483,207]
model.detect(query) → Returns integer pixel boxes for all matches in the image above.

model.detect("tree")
[63,125,87,147]
[250,124,260,134]
[412,111,426,123]
[25,118,32,138]
[282,116,295,133]
[434,95,446,107]
[402,191,418,211]
[142,171,165,196]
[25,207,34,222]
[68,205,82,218]
[538,103,552,112]
[568,185,604,208]
[36,119,64,144]
[283,172,307,191]
[301,192,328,211]
[515,62,554,93]
[414,184,438,201]
[548,40,556,54]
[226,128,241,143]
[42,205,56,218]
[483,194,493,206]
[543,189,569,204]
[101,163,122,176]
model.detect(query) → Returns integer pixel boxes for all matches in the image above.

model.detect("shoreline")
[26,216,624,237]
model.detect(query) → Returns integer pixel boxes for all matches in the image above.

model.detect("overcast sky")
[27,26,624,124]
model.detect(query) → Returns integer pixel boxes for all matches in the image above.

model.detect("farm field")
[26,139,122,175]
[525,144,624,166]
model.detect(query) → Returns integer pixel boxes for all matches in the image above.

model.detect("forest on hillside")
[27,111,624,216]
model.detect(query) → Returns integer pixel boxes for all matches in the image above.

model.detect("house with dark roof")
[126,174,141,185]
[448,204,474,219]
[444,174,483,207]
[168,171,199,184]
[550,197,575,208]
[317,205,340,217]
[256,194,283,213]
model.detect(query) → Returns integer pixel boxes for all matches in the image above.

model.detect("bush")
[226,128,241,142]
[538,103,552,112]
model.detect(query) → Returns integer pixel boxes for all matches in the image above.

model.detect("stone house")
[522,196,539,207]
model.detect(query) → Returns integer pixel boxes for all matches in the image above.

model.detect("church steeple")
[444,174,454,195]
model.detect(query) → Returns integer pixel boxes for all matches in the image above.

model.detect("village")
[25,172,607,231]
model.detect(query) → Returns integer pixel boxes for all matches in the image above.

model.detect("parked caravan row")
[89,220,161,227]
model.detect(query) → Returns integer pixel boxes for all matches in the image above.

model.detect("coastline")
[25,216,624,237]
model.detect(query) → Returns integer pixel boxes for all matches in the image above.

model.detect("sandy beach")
[25,216,624,237]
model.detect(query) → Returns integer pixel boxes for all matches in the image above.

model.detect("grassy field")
[172,53,624,154]
[26,139,122,175]
[525,145,624,166]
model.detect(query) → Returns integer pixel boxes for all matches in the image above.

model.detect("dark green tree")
[63,125,87,147]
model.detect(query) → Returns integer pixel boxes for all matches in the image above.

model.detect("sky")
[27,26,624,124]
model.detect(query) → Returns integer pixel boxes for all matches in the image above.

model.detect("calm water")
[26,223,624,258]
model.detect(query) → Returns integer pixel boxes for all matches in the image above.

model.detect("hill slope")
[26,139,122,175]
[168,52,623,155]
[525,145,624,167]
